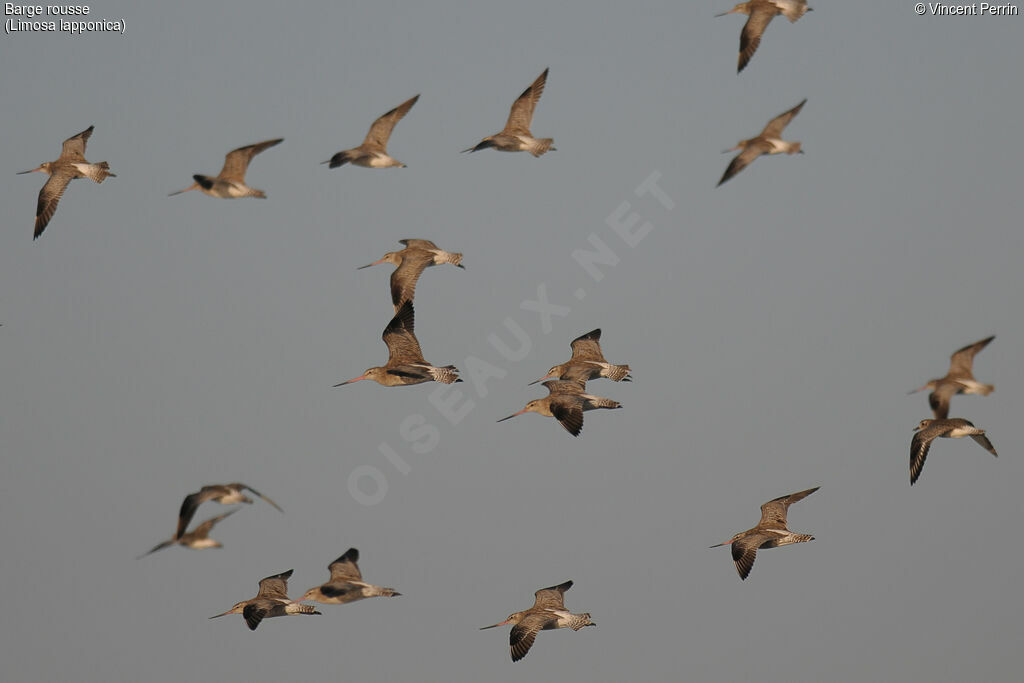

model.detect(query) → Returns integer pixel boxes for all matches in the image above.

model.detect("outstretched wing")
[910,430,937,485]
[731,534,767,580]
[219,139,283,181]
[928,382,957,420]
[759,486,819,528]
[189,509,238,539]
[390,250,434,309]
[717,141,770,186]
[328,548,364,582]
[256,569,294,600]
[59,125,93,161]
[33,171,75,239]
[383,301,426,364]
[761,99,807,138]
[738,6,776,73]
[568,329,606,362]
[948,336,994,377]
[532,580,572,609]
[510,612,557,662]
[364,95,419,150]
[504,68,548,135]
[240,484,284,513]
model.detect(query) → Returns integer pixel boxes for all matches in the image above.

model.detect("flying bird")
[718,98,806,186]
[334,301,461,387]
[498,378,621,437]
[175,483,283,540]
[710,486,819,580]
[530,329,631,385]
[324,94,419,168]
[358,239,464,312]
[138,510,237,559]
[909,336,995,420]
[169,138,283,198]
[209,569,320,631]
[463,68,555,156]
[910,418,997,485]
[295,548,401,605]
[717,0,813,73]
[480,580,594,662]
[19,125,115,240]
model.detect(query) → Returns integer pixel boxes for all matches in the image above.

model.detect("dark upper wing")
[533,581,572,609]
[910,430,936,485]
[188,509,237,539]
[383,301,426,364]
[504,68,548,135]
[717,141,770,187]
[33,171,74,239]
[60,125,93,161]
[390,250,434,308]
[732,535,765,580]
[510,612,556,662]
[948,336,994,377]
[242,484,284,513]
[569,329,605,362]
[256,569,294,600]
[364,94,419,150]
[761,99,807,138]
[551,401,584,436]
[738,6,776,73]
[399,238,439,250]
[176,486,223,539]
[328,548,363,582]
[759,486,819,528]
[219,139,283,180]
[971,433,997,457]
[928,382,957,420]
[242,601,285,630]
[137,538,175,559]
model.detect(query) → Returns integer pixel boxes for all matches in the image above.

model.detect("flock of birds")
[14,0,1007,664]
[18,1,818,241]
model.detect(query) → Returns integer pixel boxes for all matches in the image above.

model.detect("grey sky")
[2,2,1023,681]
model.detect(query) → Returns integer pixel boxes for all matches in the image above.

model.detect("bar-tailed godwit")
[175,483,283,540]
[295,548,401,605]
[910,418,997,485]
[137,510,237,559]
[463,68,555,157]
[480,580,594,662]
[717,0,812,73]
[530,329,631,384]
[497,379,620,437]
[334,301,461,387]
[909,336,995,420]
[209,569,320,630]
[169,138,282,198]
[718,98,806,186]
[19,125,116,240]
[358,239,464,312]
[710,486,819,580]
[324,94,419,168]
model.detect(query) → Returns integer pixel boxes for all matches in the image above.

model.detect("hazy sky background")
[2,2,1023,681]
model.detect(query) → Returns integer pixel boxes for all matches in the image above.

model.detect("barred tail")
[530,138,555,157]
[583,395,621,410]
[569,613,594,630]
[285,602,322,616]
[88,162,115,182]
[606,364,632,382]
[430,365,461,384]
